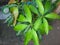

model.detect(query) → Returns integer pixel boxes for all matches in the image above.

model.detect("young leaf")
[23,5,32,23]
[18,14,27,22]
[29,5,39,15]
[43,18,49,35]
[44,1,51,13]
[10,7,19,26]
[37,30,42,40]
[39,24,45,35]
[39,24,52,35]
[32,29,39,45]
[24,28,32,45]
[33,18,42,31]
[14,24,28,31]
[45,13,60,19]
[35,0,44,15]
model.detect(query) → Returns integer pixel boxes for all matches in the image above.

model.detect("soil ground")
[0,20,60,45]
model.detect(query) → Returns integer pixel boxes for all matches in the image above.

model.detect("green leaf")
[37,30,42,40]
[45,13,60,19]
[34,18,42,31]
[18,14,27,22]
[8,4,17,8]
[4,16,12,23]
[43,18,49,35]
[39,24,45,35]
[39,24,52,35]
[23,5,32,23]
[29,5,39,15]
[49,25,53,30]
[10,7,19,15]
[44,1,51,13]
[14,24,28,31]
[32,29,39,45]
[35,0,44,15]
[8,17,13,26]
[24,28,32,45]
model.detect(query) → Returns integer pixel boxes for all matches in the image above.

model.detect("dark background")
[0,0,9,6]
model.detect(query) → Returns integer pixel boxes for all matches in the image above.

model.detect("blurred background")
[0,0,60,45]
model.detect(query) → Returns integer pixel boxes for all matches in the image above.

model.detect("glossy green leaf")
[44,1,51,13]
[14,24,28,31]
[39,24,52,35]
[39,24,45,35]
[34,18,42,31]
[18,14,27,22]
[29,5,39,15]
[45,13,60,19]
[43,18,49,35]
[37,30,42,40]
[32,29,39,45]
[24,28,32,45]
[35,0,44,15]
[23,5,32,23]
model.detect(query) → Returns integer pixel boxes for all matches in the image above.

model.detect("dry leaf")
[8,0,16,4]
[54,2,60,14]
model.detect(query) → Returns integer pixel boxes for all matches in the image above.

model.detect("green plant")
[2,0,60,45]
